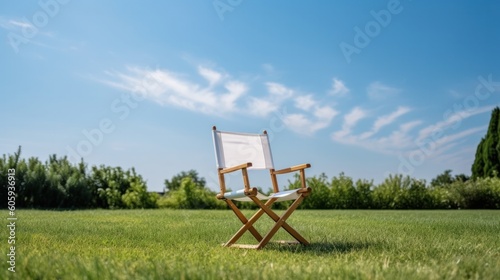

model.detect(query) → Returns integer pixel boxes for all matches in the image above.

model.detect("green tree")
[20,157,45,208]
[472,107,500,178]
[164,170,206,192]
[122,180,158,209]
[158,177,224,209]
[90,165,128,209]
[454,173,470,182]
[372,174,430,209]
[431,170,454,187]
[297,174,332,209]
[355,179,374,209]
[330,173,357,209]
[0,146,22,208]
[1,147,164,209]
[90,166,156,209]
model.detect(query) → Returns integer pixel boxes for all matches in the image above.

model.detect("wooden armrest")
[220,162,252,174]
[272,163,311,175]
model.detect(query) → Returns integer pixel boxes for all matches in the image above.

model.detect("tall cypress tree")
[472,107,500,178]
[472,140,485,177]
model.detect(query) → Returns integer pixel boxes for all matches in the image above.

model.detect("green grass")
[2,210,500,279]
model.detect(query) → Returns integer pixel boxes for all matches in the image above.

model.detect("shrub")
[158,177,225,209]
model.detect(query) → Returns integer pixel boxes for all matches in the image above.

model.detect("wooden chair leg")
[225,199,263,243]
[251,196,309,249]
[224,200,264,246]
[224,198,276,247]
[223,195,309,249]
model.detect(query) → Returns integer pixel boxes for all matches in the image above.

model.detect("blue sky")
[1,0,499,192]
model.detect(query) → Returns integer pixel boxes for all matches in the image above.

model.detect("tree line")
[157,170,500,210]
[0,147,157,209]
[2,107,499,210]
[1,149,499,210]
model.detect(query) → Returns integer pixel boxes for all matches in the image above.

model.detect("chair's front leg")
[225,199,263,243]
[250,197,309,249]
[223,198,276,246]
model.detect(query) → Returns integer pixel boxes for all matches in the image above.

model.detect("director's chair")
[212,126,312,249]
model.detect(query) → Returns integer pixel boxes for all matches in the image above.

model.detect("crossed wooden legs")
[223,191,310,249]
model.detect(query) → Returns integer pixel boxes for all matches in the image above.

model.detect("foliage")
[330,173,358,209]
[298,174,333,209]
[293,171,500,210]
[121,180,159,209]
[89,165,157,209]
[430,169,470,187]
[164,169,206,193]
[2,147,500,210]
[367,174,428,209]
[158,177,225,209]
[1,147,93,209]
[0,147,157,209]
[472,106,500,178]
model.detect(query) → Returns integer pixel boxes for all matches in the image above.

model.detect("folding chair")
[212,126,312,249]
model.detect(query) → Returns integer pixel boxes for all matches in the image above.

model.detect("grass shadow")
[265,240,374,255]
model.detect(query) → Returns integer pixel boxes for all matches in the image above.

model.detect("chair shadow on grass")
[265,240,373,255]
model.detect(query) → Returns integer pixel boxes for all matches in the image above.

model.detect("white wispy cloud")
[329,78,349,96]
[373,107,411,131]
[331,103,491,169]
[333,115,421,155]
[331,109,402,152]
[266,82,294,99]
[0,16,57,38]
[416,105,494,144]
[246,82,294,117]
[344,107,367,127]
[102,63,493,169]
[247,97,278,117]
[360,106,411,139]
[367,81,401,100]
[333,107,366,138]
[403,125,487,173]
[294,94,316,111]
[103,65,338,135]
[400,120,423,133]
[255,82,338,134]
[433,146,477,166]
[417,125,487,158]
[283,105,338,134]
[0,17,34,31]
[198,66,224,86]
[103,66,247,115]
[0,15,66,53]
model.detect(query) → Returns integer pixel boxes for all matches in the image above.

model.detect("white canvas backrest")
[213,129,274,170]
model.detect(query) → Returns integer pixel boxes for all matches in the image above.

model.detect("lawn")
[3,210,499,279]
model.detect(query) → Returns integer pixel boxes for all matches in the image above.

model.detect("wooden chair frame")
[213,126,312,249]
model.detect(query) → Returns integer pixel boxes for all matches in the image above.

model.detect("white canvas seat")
[269,189,301,202]
[222,188,300,202]
[212,126,312,249]
[222,189,269,201]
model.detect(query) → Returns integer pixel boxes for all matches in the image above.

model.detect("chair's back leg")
[270,169,279,193]
[224,199,263,243]
[251,196,310,249]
